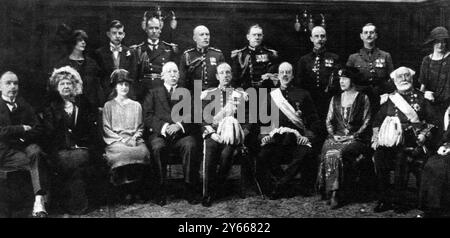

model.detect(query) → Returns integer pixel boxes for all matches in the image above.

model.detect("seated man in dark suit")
[143,62,201,206]
[0,71,48,217]
[256,62,321,199]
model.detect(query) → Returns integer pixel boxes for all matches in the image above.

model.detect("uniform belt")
[142,74,161,81]
[251,81,260,87]
[143,73,160,78]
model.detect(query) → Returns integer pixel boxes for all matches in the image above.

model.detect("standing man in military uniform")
[231,24,279,89]
[296,26,340,121]
[347,23,394,115]
[133,16,178,101]
[179,25,225,91]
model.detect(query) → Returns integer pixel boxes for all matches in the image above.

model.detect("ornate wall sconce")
[141,5,177,31]
[294,10,326,33]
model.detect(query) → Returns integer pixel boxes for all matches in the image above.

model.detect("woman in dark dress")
[317,66,372,209]
[43,66,97,215]
[419,105,450,218]
[419,26,450,136]
[54,29,103,109]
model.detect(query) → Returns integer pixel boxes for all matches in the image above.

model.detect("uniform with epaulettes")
[231,46,279,89]
[296,48,340,120]
[372,89,435,209]
[132,40,177,101]
[200,86,251,204]
[179,47,225,91]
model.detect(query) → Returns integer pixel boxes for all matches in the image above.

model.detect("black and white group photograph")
[1,0,450,221]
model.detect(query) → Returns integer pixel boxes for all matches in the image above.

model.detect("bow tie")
[110,45,122,52]
[4,100,17,110]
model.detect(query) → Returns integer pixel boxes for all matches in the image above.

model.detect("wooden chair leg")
[106,175,116,218]
[240,154,265,200]
[239,166,246,199]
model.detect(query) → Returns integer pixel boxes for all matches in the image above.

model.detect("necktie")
[5,101,17,112]
[169,87,174,98]
[149,43,158,51]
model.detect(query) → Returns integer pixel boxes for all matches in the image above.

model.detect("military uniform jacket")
[179,47,225,91]
[347,47,394,87]
[231,45,279,89]
[200,87,251,137]
[296,48,340,95]
[261,86,321,139]
[134,40,176,86]
[373,90,436,145]
[94,44,136,104]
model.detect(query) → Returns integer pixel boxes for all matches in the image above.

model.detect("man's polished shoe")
[186,193,202,205]
[373,202,393,213]
[184,184,202,205]
[202,195,213,207]
[330,192,339,209]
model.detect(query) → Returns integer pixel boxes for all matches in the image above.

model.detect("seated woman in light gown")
[102,69,151,204]
[317,66,372,209]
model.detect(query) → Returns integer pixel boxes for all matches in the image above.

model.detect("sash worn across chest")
[388,92,420,123]
[270,88,305,130]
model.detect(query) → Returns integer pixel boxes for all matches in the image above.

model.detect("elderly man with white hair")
[371,66,437,213]
[0,71,48,217]
[143,61,202,206]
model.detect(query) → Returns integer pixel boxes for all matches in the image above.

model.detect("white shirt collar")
[110,42,121,48]
[148,39,159,45]
[164,83,177,92]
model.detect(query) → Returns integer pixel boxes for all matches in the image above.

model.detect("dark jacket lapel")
[156,87,171,114]
[118,45,130,68]
[101,46,115,71]
[0,99,11,124]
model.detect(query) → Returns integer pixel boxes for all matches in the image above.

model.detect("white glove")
[437,146,450,156]
[424,91,435,102]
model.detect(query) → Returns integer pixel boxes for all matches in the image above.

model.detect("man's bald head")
[278,62,294,88]
[193,25,210,49]
[310,26,327,50]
